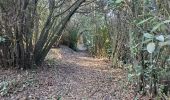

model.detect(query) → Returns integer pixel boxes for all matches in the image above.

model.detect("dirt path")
[0,46,134,100]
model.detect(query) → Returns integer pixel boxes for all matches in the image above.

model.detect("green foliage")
[128,14,170,99]
[0,78,33,96]
[85,26,110,57]
[115,0,124,4]
[120,0,170,98]
[151,20,170,33]
[0,81,9,96]
[57,96,62,100]
[69,29,79,51]
[0,36,5,43]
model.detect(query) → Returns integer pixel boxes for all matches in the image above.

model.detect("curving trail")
[0,45,134,100]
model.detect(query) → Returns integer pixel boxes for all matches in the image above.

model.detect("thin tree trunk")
[34,0,85,65]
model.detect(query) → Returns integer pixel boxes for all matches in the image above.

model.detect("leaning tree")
[0,0,85,68]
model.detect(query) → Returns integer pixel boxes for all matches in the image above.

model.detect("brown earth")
[0,45,134,100]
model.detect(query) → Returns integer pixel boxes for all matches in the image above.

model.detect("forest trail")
[0,46,134,100]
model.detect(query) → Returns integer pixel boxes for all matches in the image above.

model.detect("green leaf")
[143,33,154,39]
[0,36,5,42]
[57,96,61,100]
[151,20,170,32]
[115,0,123,4]
[142,39,152,44]
[162,20,170,23]
[165,35,170,40]
[151,23,162,33]
[158,40,170,47]
[137,17,153,25]
[155,35,164,42]
[128,74,134,81]
[147,42,155,53]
